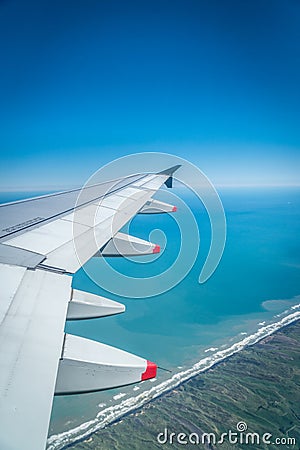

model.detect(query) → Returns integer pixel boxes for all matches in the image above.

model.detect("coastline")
[52,316,300,450]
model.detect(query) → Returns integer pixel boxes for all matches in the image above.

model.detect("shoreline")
[48,313,300,449]
[86,318,300,428]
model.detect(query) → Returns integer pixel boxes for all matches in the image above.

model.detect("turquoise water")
[48,187,300,444]
[69,187,300,355]
[1,188,300,447]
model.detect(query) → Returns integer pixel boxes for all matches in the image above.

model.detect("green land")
[70,321,300,450]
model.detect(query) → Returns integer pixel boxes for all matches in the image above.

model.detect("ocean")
[1,187,299,449]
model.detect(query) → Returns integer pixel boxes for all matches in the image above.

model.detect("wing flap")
[0,264,27,323]
[0,244,45,268]
[0,267,72,450]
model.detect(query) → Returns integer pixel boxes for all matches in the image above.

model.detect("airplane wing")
[0,165,180,450]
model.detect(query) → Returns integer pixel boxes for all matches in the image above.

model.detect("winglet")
[157,165,181,189]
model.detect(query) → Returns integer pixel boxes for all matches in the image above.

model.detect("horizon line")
[0,183,300,193]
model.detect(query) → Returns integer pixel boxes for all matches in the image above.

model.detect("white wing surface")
[0,166,180,450]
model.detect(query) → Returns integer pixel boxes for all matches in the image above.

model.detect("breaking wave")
[47,307,300,450]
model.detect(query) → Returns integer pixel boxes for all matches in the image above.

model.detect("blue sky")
[0,0,299,189]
